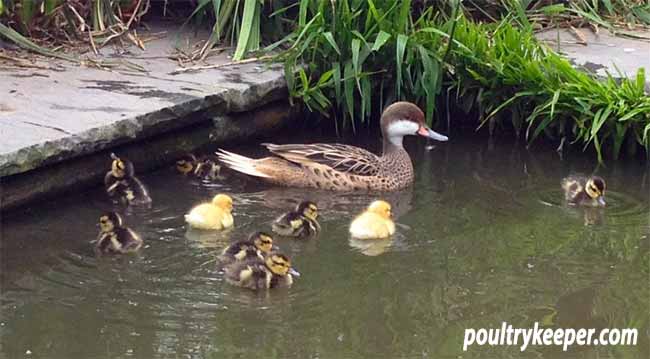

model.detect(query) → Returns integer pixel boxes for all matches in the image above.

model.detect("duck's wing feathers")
[263,143,380,176]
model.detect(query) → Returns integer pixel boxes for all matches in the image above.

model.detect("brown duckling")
[95,212,143,255]
[224,253,300,290]
[218,231,276,266]
[105,153,151,205]
[561,175,606,207]
[271,201,320,238]
[176,153,221,181]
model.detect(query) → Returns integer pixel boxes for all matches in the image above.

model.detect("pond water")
[1,134,649,358]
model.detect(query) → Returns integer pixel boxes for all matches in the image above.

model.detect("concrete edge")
[0,100,299,212]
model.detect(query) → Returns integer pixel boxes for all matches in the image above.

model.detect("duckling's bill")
[288,267,301,277]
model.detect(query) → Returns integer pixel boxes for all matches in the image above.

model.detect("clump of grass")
[0,0,149,54]
[448,16,650,160]
[276,2,649,160]
[272,0,457,131]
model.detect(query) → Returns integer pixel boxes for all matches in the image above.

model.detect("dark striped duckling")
[95,212,143,255]
[224,253,300,290]
[561,175,606,207]
[218,231,276,266]
[271,201,320,238]
[176,153,221,181]
[105,153,151,206]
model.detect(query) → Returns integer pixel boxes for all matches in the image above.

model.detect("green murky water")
[1,136,649,358]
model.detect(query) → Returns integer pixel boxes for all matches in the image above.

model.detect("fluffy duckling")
[224,253,300,290]
[95,212,143,255]
[271,201,321,238]
[105,153,151,205]
[194,154,221,180]
[176,153,221,181]
[349,200,395,239]
[561,175,606,207]
[218,231,276,266]
[176,153,198,175]
[185,194,234,230]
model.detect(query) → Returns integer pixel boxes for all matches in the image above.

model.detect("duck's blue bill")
[289,268,301,277]
[418,126,449,142]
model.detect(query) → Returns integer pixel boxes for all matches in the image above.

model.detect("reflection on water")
[1,136,649,358]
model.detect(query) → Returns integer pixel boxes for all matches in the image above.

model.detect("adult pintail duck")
[216,102,448,191]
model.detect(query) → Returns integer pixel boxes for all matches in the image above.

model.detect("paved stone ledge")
[0,25,288,179]
[0,24,293,210]
[535,28,650,90]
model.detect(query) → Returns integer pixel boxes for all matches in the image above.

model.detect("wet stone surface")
[0,24,287,179]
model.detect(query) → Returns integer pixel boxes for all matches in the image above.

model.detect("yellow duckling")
[185,194,234,230]
[224,253,300,290]
[349,200,395,239]
[176,153,221,181]
[105,153,151,205]
[271,201,321,238]
[95,212,143,255]
[561,175,606,207]
[218,231,276,266]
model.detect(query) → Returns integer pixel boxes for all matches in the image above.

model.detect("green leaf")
[232,0,260,61]
[323,32,341,55]
[333,62,342,106]
[298,0,309,27]
[591,106,613,137]
[371,31,391,52]
[396,34,408,98]
[344,61,355,124]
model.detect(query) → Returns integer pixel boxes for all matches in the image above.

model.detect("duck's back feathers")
[185,203,232,230]
[224,260,272,290]
[561,176,585,203]
[271,212,320,238]
[349,212,395,239]
[104,172,151,205]
[218,241,263,266]
[95,227,142,255]
[263,143,381,176]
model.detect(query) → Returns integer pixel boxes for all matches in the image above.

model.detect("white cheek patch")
[387,120,420,146]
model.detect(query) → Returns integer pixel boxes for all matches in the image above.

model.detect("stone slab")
[535,28,650,90]
[0,23,288,178]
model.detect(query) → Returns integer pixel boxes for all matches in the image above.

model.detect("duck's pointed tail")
[216,149,272,178]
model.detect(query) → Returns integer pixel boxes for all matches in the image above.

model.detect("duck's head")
[211,194,233,212]
[265,253,300,277]
[99,212,123,232]
[380,102,448,147]
[249,231,275,254]
[176,154,197,175]
[367,200,392,219]
[585,176,606,206]
[110,153,134,178]
[296,201,318,220]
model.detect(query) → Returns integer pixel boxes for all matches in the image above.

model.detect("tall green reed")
[448,17,650,160]
[277,2,649,160]
[274,0,456,130]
